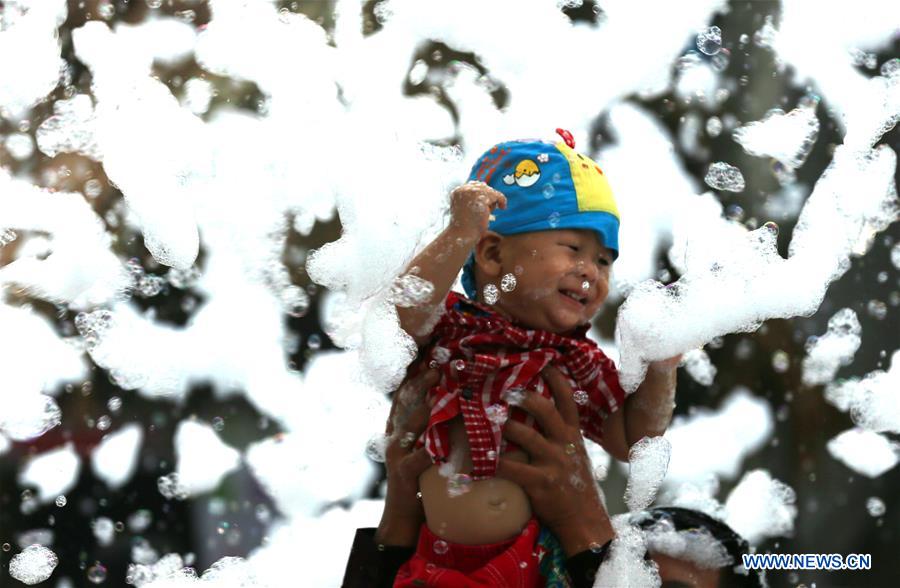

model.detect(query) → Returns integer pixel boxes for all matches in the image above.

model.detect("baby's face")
[489,229,612,333]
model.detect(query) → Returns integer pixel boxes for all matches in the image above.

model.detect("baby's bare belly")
[418,418,532,544]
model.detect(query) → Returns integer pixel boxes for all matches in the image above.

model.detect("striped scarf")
[421,292,625,480]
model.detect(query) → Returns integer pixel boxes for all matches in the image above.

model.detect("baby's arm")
[599,356,680,461]
[397,182,506,345]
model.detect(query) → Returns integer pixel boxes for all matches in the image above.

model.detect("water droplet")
[500,273,517,293]
[433,540,449,555]
[573,390,589,405]
[696,25,722,55]
[55,495,67,507]
[87,562,108,584]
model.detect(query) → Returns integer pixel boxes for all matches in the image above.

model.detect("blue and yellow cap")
[460,129,620,299]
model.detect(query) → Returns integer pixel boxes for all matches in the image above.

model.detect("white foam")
[802,308,861,386]
[733,100,820,169]
[617,135,898,392]
[827,427,900,478]
[0,0,67,118]
[92,423,143,489]
[642,518,732,570]
[594,515,660,588]
[18,442,81,503]
[681,348,716,386]
[625,436,672,511]
[72,21,203,269]
[664,388,773,484]
[723,469,797,545]
[824,350,900,434]
[8,544,58,586]
[174,421,240,496]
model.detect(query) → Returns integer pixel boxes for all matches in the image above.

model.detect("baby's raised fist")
[449,181,507,240]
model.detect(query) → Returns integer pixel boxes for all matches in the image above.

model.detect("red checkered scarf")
[421,292,625,480]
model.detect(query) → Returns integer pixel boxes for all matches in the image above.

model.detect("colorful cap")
[460,129,620,299]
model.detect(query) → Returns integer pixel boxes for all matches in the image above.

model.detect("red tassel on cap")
[555,128,575,149]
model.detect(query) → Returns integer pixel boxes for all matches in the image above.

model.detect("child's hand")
[648,354,682,374]
[449,181,507,241]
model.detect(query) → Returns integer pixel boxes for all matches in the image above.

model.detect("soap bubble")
[390,274,435,307]
[866,497,885,517]
[574,390,589,405]
[704,162,745,192]
[891,243,900,270]
[548,211,561,227]
[485,403,508,425]
[502,387,525,406]
[5,133,34,161]
[500,273,517,293]
[772,350,790,373]
[83,179,104,198]
[696,26,722,55]
[157,473,189,500]
[0,228,19,247]
[365,434,388,463]
[433,540,449,555]
[706,116,722,137]
[483,283,499,305]
[55,495,67,507]
[866,300,887,320]
[86,562,108,584]
[447,473,472,497]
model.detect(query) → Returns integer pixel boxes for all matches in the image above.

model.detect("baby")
[392,130,679,585]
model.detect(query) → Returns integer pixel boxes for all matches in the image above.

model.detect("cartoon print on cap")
[503,158,541,187]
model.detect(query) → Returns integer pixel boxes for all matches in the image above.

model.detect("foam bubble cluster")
[801,308,861,386]
[625,436,672,511]
[733,99,820,170]
[8,544,58,585]
[824,350,900,434]
[827,428,900,478]
[724,469,797,545]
